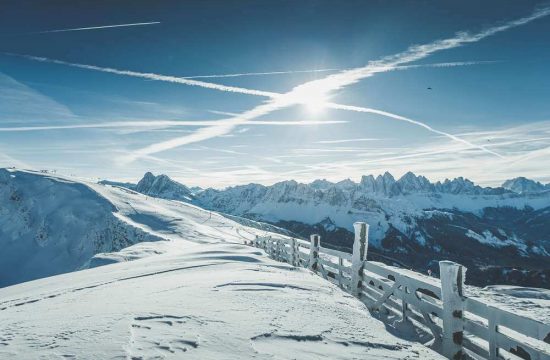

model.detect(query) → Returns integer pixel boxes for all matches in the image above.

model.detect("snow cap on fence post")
[351,222,369,297]
[439,260,467,360]
[309,234,320,271]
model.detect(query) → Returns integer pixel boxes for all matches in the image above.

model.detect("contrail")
[326,103,504,158]
[30,21,161,34]
[8,52,504,158]
[181,61,498,79]
[9,53,495,92]
[0,120,345,132]
[127,5,550,160]
[8,6,548,160]
[8,53,278,98]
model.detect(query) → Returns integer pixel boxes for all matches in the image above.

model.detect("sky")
[1,0,550,188]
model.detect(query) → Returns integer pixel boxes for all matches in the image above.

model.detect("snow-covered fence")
[253,223,550,360]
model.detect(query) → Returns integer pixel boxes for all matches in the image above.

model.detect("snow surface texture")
[0,242,442,359]
[0,169,287,287]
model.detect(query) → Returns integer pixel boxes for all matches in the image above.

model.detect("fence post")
[290,238,298,266]
[487,306,498,360]
[278,239,284,262]
[338,257,344,289]
[309,234,320,271]
[439,260,466,359]
[351,222,369,297]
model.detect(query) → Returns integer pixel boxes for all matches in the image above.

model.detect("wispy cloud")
[0,72,75,122]
[28,21,161,34]
[316,138,385,144]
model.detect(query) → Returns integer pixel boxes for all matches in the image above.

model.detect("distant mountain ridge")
[101,171,550,287]
[501,176,550,194]
[104,171,549,199]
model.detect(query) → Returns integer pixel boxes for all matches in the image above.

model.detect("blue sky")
[1,0,550,187]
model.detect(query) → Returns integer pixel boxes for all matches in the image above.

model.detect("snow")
[195,173,550,253]
[465,229,525,250]
[468,285,550,322]
[483,285,550,300]
[0,169,289,287]
[0,242,443,359]
[0,168,548,358]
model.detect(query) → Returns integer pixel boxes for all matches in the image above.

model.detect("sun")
[303,95,328,114]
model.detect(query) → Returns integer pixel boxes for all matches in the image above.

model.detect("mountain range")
[107,171,550,288]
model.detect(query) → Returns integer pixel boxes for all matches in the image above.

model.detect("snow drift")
[0,242,443,359]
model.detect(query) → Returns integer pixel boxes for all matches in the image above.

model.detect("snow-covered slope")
[0,169,287,287]
[0,242,442,359]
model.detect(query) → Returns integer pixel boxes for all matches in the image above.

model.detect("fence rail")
[251,222,550,360]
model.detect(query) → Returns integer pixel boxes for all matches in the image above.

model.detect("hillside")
[0,169,286,287]
[0,241,442,359]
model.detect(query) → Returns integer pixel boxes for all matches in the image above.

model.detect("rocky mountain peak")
[502,177,546,194]
[135,172,192,201]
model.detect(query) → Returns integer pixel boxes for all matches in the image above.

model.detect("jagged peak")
[502,177,546,194]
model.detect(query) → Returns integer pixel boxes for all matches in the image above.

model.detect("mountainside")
[196,173,550,286]
[112,171,550,287]
[502,177,549,194]
[0,169,286,287]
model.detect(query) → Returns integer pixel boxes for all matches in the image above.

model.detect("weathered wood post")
[290,238,299,266]
[439,260,467,359]
[308,234,320,271]
[278,239,285,262]
[351,222,369,297]
[487,306,498,360]
[338,257,344,289]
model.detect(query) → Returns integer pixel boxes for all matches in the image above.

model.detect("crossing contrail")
[8,53,278,98]
[7,5,549,161]
[126,5,550,160]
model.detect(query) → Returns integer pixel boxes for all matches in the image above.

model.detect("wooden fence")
[251,222,550,360]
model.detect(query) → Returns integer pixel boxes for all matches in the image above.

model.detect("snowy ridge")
[0,242,442,359]
[0,169,290,287]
